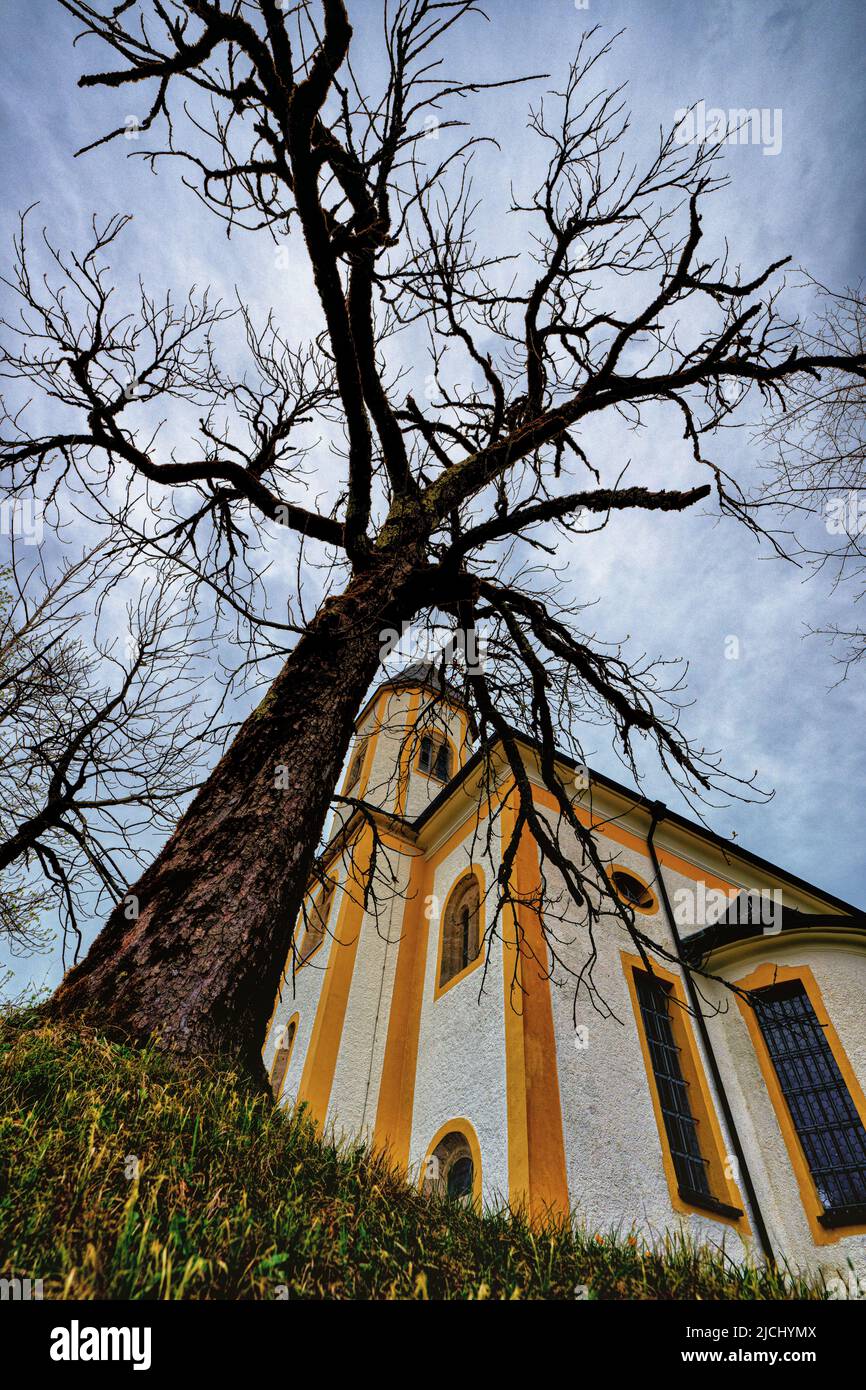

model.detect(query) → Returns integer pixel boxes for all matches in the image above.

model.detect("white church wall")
[264,698,865,1278]
[541,838,750,1262]
[547,878,745,1262]
[541,801,866,1275]
[325,847,414,1143]
[408,829,510,1206]
[361,691,408,813]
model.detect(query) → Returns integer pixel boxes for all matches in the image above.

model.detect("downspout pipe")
[646,801,776,1267]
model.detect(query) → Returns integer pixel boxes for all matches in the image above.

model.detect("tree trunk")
[49,552,424,1078]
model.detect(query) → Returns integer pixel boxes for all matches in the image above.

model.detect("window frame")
[434,867,486,999]
[297,884,334,970]
[623,951,748,1229]
[416,731,455,784]
[269,1012,299,1102]
[420,1118,482,1205]
[634,969,715,1205]
[343,737,368,795]
[734,961,866,1244]
[611,866,658,915]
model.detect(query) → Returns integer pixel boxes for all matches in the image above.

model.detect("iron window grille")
[753,981,866,1228]
[635,971,741,1220]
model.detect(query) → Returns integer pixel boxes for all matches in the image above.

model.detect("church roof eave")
[409,726,866,924]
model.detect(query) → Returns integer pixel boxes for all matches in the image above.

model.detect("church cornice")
[325,723,861,925]
[323,803,419,866]
[411,726,865,922]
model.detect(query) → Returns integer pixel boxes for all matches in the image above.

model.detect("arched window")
[299,884,333,965]
[345,740,366,793]
[418,733,452,782]
[422,1126,480,1205]
[439,872,481,990]
[270,1017,297,1100]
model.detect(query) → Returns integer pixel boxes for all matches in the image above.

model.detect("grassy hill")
[0,1012,825,1300]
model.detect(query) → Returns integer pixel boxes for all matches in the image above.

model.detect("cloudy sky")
[1,0,864,995]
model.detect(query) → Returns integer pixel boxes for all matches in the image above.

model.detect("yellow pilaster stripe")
[372,850,430,1167]
[500,796,532,1209]
[501,791,570,1220]
[357,692,389,801]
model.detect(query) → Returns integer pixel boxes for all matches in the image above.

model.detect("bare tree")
[756,278,866,675]
[1,3,861,1073]
[0,538,212,965]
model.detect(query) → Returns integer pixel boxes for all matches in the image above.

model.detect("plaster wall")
[408,827,510,1203]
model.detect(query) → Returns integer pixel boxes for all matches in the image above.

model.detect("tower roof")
[356,659,478,737]
[379,659,467,703]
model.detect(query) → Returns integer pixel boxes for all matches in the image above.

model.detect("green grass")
[0,1013,828,1300]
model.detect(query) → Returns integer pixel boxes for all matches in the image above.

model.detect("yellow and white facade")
[263,666,866,1278]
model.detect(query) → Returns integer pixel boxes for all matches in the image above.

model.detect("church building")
[262,663,866,1278]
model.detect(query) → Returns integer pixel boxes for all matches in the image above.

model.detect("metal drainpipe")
[646,801,776,1267]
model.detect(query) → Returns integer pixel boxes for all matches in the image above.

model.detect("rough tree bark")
[49,547,426,1073]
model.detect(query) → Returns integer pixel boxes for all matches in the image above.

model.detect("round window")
[611,869,656,912]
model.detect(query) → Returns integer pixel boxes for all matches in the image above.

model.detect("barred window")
[635,970,710,1201]
[629,964,742,1222]
[753,982,866,1226]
